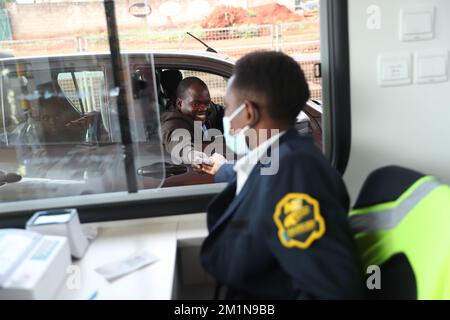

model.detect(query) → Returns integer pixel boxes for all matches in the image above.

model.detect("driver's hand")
[192,153,226,175]
[189,150,210,165]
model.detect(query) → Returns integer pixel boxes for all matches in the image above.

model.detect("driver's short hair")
[176,76,208,100]
[232,51,310,125]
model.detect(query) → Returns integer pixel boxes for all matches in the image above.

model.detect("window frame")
[320,0,351,174]
[0,183,226,228]
[0,52,234,227]
[0,0,344,226]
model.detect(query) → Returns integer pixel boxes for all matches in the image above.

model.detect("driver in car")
[160,76,224,165]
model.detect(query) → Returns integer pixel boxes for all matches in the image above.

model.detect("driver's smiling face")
[178,84,211,122]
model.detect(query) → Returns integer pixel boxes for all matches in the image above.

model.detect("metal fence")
[79,24,276,57]
[0,22,321,100]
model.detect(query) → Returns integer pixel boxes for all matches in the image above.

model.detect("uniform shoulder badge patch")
[273,193,326,249]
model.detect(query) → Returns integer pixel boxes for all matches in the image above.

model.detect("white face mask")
[222,103,250,155]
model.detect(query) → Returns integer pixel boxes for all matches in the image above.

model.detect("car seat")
[350,165,450,299]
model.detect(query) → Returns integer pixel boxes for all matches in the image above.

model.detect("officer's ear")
[245,101,260,128]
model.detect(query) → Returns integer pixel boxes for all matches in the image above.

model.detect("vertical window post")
[104,0,138,193]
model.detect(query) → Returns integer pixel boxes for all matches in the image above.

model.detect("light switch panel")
[414,50,449,84]
[400,6,435,41]
[378,53,412,87]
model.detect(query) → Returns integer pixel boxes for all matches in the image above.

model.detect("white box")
[0,230,71,300]
[26,209,89,259]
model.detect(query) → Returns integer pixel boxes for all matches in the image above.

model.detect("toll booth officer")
[200,51,365,299]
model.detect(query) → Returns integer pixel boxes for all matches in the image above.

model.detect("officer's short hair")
[232,51,310,124]
[176,76,208,100]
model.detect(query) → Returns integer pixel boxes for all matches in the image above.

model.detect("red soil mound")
[202,4,302,28]
[201,6,249,28]
[251,3,302,24]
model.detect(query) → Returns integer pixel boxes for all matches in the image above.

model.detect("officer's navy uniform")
[200,128,364,299]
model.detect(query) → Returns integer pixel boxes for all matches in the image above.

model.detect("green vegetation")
[232,25,260,39]
[246,10,256,17]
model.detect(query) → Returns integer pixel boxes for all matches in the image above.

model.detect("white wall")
[345,0,450,201]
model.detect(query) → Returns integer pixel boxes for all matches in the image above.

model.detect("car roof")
[0,50,236,78]
[0,50,235,65]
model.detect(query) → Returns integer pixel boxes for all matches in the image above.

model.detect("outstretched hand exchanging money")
[192,153,227,175]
